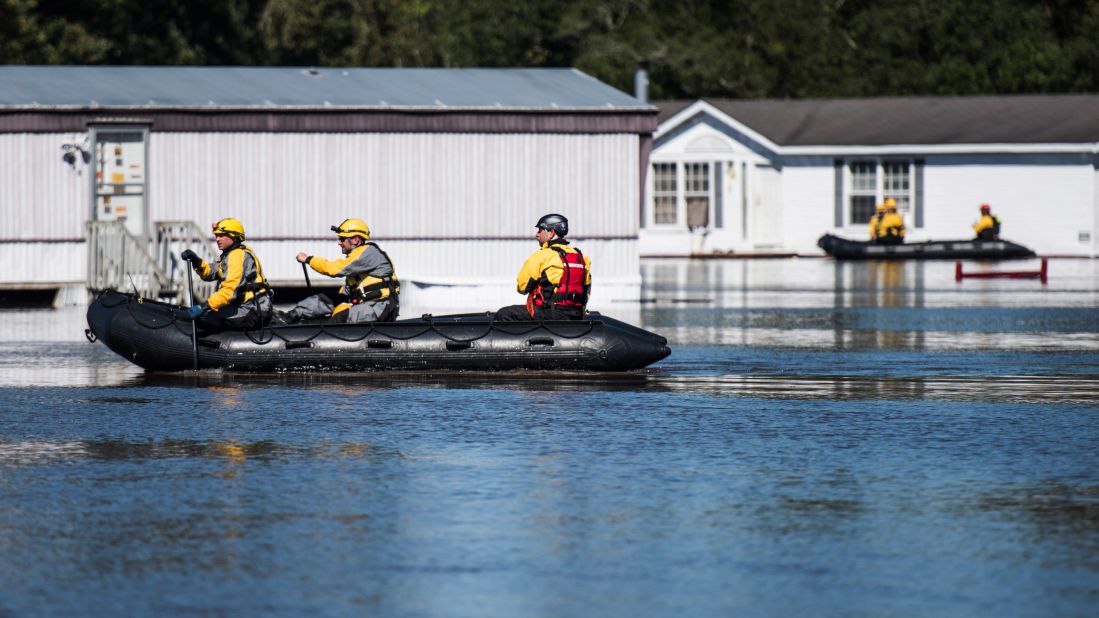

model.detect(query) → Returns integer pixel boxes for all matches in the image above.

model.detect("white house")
[0,66,656,308]
[643,97,1099,257]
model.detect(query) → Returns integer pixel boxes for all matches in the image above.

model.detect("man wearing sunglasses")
[280,219,399,323]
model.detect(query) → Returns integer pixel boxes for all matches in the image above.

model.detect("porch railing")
[86,220,218,303]
[154,221,218,302]
[86,221,172,299]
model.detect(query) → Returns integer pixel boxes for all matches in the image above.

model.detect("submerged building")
[0,66,656,307]
[644,96,1099,257]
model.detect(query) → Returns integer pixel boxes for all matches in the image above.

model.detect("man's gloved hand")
[180,249,202,266]
[185,305,205,320]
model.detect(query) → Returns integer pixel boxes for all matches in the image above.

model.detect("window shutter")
[714,161,723,229]
[914,159,925,228]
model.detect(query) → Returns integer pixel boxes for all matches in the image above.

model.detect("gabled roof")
[0,65,649,111]
[657,95,1099,147]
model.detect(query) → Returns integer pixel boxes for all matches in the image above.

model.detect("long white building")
[644,97,1099,257]
[0,66,656,308]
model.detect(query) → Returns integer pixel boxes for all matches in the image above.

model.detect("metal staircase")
[86,220,217,302]
[153,221,218,301]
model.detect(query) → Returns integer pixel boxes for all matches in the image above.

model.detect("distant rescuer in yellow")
[868,202,886,241]
[494,213,591,321]
[282,219,399,323]
[180,218,273,329]
[874,198,906,245]
[973,203,1002,240]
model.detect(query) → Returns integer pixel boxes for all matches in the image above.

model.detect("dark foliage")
[3,0,1098,97]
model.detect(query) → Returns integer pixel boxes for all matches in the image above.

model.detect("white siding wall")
[0,130,642,297]
[1094,163,1099,257]
[0,243,85,285]
[0,133,90,285]
[148,132,641,296]
[920,155,1095,256]
[0,133,90,241]
[148,132,638,239]
[780,160,836,252]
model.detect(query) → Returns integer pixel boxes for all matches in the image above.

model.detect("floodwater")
[1,257,1098,617]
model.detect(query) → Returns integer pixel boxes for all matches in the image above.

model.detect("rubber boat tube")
[86,290,671,372]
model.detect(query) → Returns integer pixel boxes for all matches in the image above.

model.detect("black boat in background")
[86,290,670,372]
[817,234,1036,260]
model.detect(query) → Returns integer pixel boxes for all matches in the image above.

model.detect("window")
[649,161,715,228]
[653,163,677,225]
[849,161,877,224]
[882,162,910,213]
[684,162,711,229]
[847,160,912,225]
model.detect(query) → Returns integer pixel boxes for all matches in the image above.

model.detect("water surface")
[1,258,1097,616]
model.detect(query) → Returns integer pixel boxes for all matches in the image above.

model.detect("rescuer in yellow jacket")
[973,203,1002,240]
[875,198,906,245]
[868,202,887,240]
[494,213,592,321]
[281,219,399,323]
[180,218,272,330]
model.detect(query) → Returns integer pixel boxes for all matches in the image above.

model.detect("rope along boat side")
[86,290,671,372]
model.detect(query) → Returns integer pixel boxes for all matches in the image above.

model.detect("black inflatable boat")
[86,290,671,372]
[817,233,1036,260]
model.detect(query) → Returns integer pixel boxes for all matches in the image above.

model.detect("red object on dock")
[955,258,1047,283]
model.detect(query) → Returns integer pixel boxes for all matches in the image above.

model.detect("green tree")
[2,0,1099,97]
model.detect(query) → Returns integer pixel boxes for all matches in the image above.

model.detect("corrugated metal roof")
[657,95,1099,145]
[0,66,649,111]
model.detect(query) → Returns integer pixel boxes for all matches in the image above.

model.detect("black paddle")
[301,261,312,290]
[185,265,199,370]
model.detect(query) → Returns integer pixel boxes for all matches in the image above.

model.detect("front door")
[751,164,783,248]
[92,126,148,237]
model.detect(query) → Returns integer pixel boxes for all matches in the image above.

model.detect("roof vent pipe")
[634,66,649,103]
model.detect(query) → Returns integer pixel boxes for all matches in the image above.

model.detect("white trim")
[655,100,783,153]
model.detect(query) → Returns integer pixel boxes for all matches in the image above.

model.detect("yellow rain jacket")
[878,211,906,240]
[306,242,398,302]
[868,213,881,239]
[195,243,269,311]
[516,240,592,305]
[973,214,996,236]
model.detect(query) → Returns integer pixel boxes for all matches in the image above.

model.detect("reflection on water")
[641,258,1099,351]
[0,438,391,465]
[1,258,1098,616]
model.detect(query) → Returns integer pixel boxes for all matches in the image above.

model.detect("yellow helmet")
[875,203,887,212]
[883,198,897,208]
[331,218,370,240]
[211,218,245,239]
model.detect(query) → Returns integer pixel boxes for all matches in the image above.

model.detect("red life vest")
[549,247,588,308]
[525,246,589,316]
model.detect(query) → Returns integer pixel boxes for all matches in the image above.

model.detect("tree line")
[4,0,1098,99]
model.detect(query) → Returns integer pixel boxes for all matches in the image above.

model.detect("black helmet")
[535,213,568,237]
